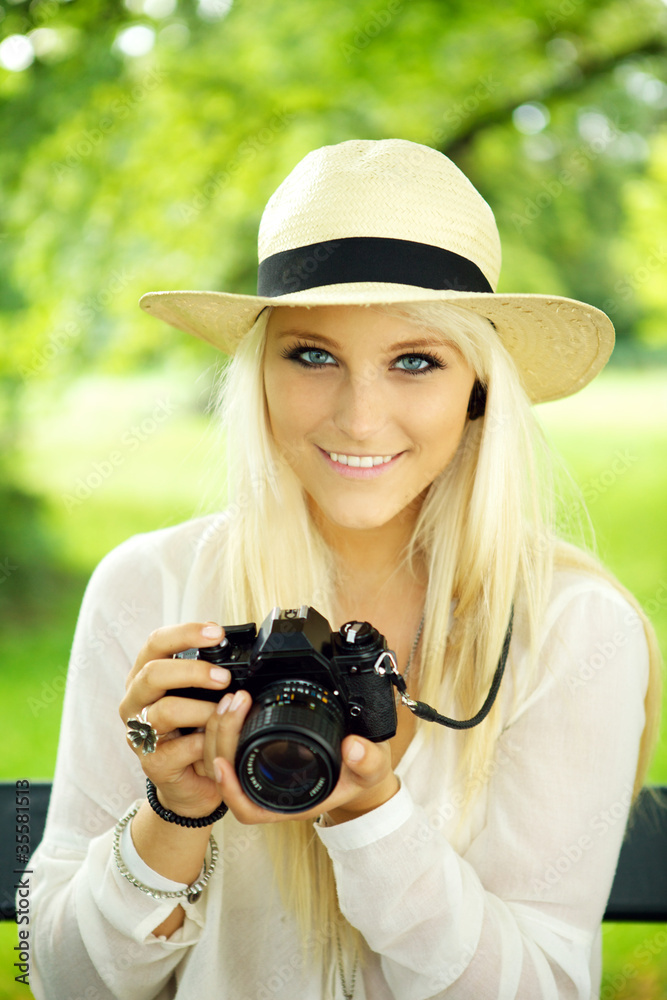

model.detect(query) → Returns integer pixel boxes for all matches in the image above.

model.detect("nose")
[332,366,388,442]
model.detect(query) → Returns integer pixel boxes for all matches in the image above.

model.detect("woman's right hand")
[119,622,232,818]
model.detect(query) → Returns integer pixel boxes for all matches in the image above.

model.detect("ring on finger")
[126,706,159,755]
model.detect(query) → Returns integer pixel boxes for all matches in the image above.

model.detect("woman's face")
[263,305,476,533]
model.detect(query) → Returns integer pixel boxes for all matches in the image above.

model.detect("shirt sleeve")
[315,582,650,1000]
[28,535,208,1000]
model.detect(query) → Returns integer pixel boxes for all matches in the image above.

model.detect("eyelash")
[279,340,447,376]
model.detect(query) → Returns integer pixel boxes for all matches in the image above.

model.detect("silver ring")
[126,706,159,755]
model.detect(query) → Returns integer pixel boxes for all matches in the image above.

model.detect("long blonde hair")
[212,301,662,973]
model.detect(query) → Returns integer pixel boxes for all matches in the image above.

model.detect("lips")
[317,446,403,478]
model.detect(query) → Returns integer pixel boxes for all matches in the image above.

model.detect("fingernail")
[217,694,232,715]
[347,740,365,763]
[230,691,245,712]
[210,667,231,684]
[214,760,223,784]
[202,624,223,639]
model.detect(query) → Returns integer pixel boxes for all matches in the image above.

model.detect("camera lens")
[235,680,345,813]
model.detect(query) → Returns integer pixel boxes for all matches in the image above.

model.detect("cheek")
[264,368,323,449]
[421,390,471,439]
[263,366,294,436]
[416,397,471,470]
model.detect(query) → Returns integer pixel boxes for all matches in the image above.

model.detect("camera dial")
[340,621,379,646]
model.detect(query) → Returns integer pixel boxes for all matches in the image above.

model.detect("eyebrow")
[274,328,448,352]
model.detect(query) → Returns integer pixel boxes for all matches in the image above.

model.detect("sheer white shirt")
[28,514,649,999]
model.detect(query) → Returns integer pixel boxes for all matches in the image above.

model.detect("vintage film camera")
[171,606,398,813]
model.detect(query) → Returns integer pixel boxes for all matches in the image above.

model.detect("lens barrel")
[235,680,345,813]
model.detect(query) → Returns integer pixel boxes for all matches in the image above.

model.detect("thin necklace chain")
[336,930,358,1000]
[337,609,425,998]
[403,609,425,681]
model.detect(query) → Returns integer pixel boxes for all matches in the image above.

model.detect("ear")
[467,380,487,421]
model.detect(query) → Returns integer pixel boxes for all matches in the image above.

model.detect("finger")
[125,621,227,688]
[202,690,252,779]
[120,657,232,725]
[137,696,219,736]
[137,730,207,782]
[135,732,228,817]
[340,735,393,786]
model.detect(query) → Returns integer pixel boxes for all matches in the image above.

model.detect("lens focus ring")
[235,681,345,813]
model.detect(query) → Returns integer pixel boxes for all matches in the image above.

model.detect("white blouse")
[28,513,649,999]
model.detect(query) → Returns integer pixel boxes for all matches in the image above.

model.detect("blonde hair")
[212,301,662,975]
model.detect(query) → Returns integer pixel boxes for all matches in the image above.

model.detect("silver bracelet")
[112,802,219,903]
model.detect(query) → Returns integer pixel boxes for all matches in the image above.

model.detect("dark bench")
[1,782,666,921]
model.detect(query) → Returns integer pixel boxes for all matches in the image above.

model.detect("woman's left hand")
[202,689,400,825]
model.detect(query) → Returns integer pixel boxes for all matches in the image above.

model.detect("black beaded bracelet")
[146,779,228,828]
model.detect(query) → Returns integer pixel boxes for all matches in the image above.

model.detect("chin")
[316,500,410,533]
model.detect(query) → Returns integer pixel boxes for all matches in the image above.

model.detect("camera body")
[171,606,397,812]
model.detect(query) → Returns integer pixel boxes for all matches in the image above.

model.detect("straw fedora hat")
[139,138,614,403]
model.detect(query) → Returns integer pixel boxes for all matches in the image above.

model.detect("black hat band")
[257,236,494,297]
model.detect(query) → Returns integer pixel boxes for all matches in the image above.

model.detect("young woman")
[30,139,661,999]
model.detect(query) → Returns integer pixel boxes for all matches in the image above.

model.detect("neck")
[309,499,426,595]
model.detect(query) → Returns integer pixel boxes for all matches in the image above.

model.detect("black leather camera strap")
[392,606,514,730]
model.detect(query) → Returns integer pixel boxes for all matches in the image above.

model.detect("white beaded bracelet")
[113,802,219,903]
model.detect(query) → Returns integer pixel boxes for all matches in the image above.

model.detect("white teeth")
[326,451,395,467]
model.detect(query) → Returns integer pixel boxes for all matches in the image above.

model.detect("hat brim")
[139,283,614,404]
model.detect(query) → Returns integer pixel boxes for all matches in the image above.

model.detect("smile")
[316,446,404,480]
[325,451,394,467]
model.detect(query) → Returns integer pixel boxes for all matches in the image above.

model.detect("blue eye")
[280,344,336,368]
[394,354,445,375]
[301,349,334,366]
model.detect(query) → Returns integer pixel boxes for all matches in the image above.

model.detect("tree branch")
[441,34,666,159]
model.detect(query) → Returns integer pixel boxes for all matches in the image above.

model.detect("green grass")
[1,367,666,997]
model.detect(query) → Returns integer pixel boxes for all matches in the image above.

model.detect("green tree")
[1,0,665,589]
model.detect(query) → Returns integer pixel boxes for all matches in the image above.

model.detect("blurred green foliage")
[0,0,665,599]
[1,0,666,373]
